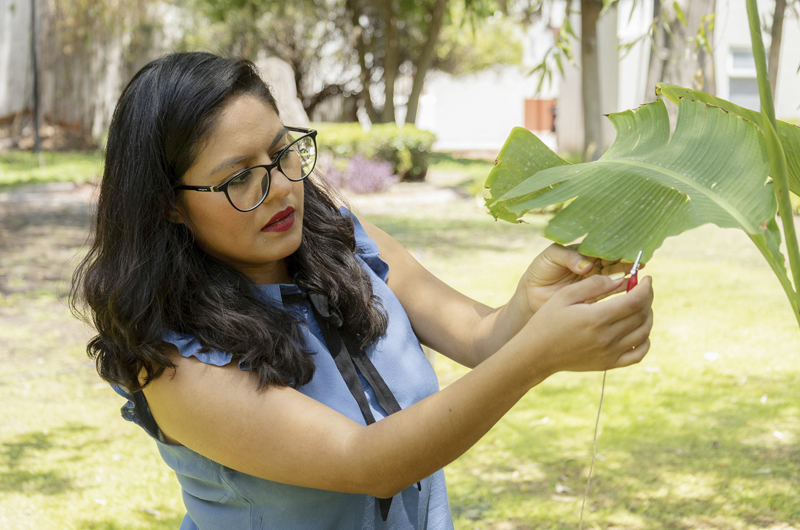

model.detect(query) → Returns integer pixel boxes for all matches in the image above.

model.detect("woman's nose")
[265,167,293,202]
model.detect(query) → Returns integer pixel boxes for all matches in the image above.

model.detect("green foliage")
[486,98,778,263]
[435,10,524,75]
[528,2,576,93]
[180,0,330,63]
[486,0,800,329]
[183,0,521,123]
[313,123,436,181]
[484,96,800,323]
[366,205,800,529]
[0,151,104,190]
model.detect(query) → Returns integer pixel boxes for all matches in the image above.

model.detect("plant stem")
[746,0,800,320]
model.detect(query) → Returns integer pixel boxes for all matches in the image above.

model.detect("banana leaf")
[656,83,800,197]
[485,98,779,265]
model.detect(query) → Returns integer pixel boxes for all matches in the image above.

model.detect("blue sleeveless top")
[111,207,454,530]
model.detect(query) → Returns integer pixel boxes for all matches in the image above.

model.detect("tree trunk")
[346,0,380,123]
[380,0,399,124]
[701,0,716,95]
[581,0,603,160]
[404,0,448,126]
[304,84,348,115]
[645,0,717,98]
[31,0,41,153]
[645,0,668,102]
[768,0,786,98]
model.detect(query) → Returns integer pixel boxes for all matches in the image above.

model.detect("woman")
[71,52,654,529]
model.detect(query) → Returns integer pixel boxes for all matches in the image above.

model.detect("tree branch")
[405,0,449,125]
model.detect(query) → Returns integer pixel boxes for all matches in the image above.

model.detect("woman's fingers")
[599,261,635,278]
[555,274,627,306]
[541,243,596,275]
[590,276,653,325]
[613,338,651,368]
[609,308,653,352]
[585,279,630,303]
[600,304,650,345]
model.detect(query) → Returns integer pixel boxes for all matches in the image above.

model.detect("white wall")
[556,1,626,153]
[0,0,33,118]
[417,6,567,154]
[714,0,800,121]
[617,0,654,110]
[417,67,557,153]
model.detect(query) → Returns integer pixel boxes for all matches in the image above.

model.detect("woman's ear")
[164,199,187,225]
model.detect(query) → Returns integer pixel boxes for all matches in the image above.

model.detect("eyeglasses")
[174,127,317,212]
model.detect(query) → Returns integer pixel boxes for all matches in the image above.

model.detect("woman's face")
[170,94,304,284]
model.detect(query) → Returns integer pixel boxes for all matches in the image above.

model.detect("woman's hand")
[518,273,654,377]
[515,243,644,321]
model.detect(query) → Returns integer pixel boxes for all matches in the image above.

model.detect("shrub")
[316,153,397,194]
[342,155,397,193]
[312,122,436,182]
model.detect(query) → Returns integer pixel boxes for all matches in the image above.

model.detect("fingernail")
[608,271,625,281]
[578,259,592,270]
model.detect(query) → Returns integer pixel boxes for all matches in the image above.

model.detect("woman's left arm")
[359,218,639,368]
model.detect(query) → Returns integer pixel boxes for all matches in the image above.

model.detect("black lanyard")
[284,287,420,522]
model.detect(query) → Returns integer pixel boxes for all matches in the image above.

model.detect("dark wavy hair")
[71,52,388,393]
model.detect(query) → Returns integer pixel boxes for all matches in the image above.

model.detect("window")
[727,48,764,111]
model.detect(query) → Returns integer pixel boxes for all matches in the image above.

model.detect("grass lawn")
[1,159,799,528]
[0,151,104,190]
[429,152,495,194]
[364,206,800,529]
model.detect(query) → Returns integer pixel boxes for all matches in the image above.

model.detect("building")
[416,0,800,157]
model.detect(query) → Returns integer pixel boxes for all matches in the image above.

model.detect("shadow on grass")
[364,214,547,254]
[0,422,99,495]
[0,183,94,301]
[79,512,185,530]
[449,371,800,528]
[429,152,493,167]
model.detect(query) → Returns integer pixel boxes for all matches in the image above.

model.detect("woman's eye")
[272,145,291,161]
[229,170,251,187]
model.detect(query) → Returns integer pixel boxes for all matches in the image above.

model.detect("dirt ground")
[0,182,99,373]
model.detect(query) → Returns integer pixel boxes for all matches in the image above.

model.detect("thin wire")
[579,370,607,530]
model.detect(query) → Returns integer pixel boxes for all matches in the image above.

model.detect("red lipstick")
[262,207,295,233]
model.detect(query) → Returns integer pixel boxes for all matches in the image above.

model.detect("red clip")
[626,250,643,293]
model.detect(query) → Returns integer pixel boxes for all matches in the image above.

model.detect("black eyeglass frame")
[174,126,318,213]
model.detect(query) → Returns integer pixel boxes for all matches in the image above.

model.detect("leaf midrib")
[602,158,760,233]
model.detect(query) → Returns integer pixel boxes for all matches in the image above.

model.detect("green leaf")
[749,217,799,318]
[673,1,688,25]
[600,0,619,17]
[704,13,716,32]
[657,83,800,197]
[554,52,564,75]
[486,98,777,263]
[485,128,570,223]
[563,18,577,39]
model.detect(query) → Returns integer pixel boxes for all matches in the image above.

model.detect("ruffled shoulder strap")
[111,330,242,442]
[161,329,236,367]
[338,206,389,282]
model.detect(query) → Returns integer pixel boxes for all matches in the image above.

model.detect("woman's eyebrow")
[206,127,289,178]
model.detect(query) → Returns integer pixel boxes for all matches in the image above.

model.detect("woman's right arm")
[143,274,653,499]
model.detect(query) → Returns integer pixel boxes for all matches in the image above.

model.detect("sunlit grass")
[361,203,800,529]
[1,168,799,528]
[0,151,103,190]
